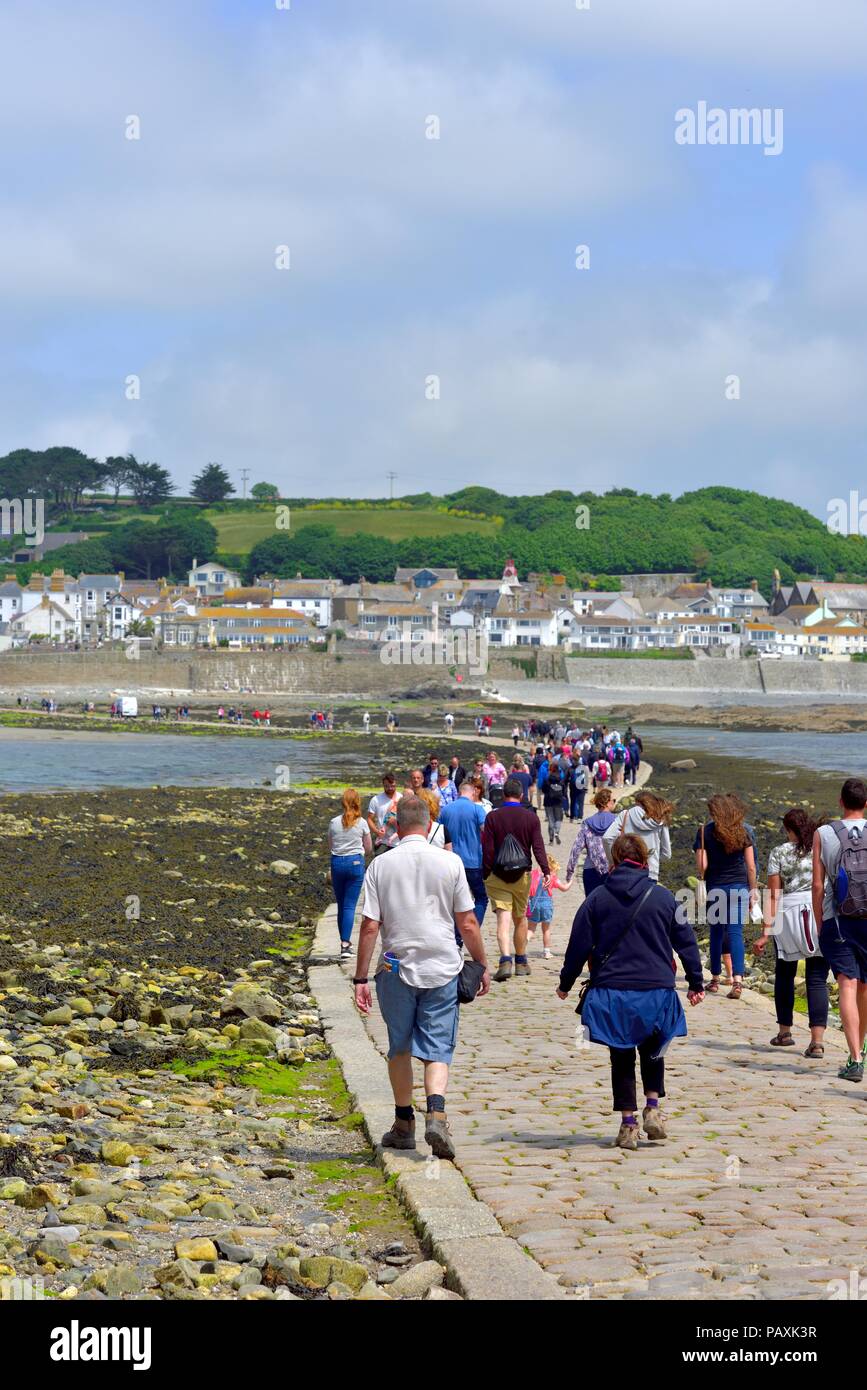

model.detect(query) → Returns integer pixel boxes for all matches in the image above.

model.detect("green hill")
[243,486,867,592]
[206,503,501,552]
[16,479,867,593]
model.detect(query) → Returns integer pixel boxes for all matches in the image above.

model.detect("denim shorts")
[819,917,867,983]
[375,970,460,1064]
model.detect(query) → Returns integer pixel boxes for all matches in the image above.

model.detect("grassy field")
[204,505,499,551]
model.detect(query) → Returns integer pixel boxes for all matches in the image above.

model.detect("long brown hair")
[593,788,613,810]
[708,793,749,854]
[635,790,675,825]
[341,787,361,829]
[782,807,819,857]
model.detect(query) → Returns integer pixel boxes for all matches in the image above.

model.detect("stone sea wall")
[0,645,560,696]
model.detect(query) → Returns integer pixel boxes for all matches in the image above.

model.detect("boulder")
[219,983,282,1024]
[298,1255,369,1293]
[389,1261,445,1299]
[669,758,698,771]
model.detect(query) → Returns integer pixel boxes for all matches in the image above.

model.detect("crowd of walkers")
[325,711,867,1158]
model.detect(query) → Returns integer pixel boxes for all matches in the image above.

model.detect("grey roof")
[394,567,459,583]
[76,575,120,587]
[812,583,867,608]
[0,582,22,596]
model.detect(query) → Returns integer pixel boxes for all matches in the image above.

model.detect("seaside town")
[4,556,867,661]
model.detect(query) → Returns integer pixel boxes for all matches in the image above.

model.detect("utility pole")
[387,471,397,500]
[240,468,250,500]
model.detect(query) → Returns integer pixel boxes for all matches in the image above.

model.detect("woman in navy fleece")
[558,834,705,1150]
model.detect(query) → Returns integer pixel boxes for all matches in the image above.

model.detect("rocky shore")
[0,788,452,1301]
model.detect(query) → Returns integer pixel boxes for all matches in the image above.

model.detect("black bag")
[575,884,656,1017]
[458,959,485,1003]
[493,831,531,880]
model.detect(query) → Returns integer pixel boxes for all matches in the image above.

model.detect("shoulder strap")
[699,823,705,882]
[833,821,854,850]
[591,884,656,979]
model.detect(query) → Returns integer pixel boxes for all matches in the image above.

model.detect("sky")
[1,0,865,517]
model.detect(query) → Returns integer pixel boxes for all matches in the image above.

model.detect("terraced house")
[158,606,312,647]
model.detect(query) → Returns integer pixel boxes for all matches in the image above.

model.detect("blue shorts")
[819,917,867,983]
[375,971,460,1064]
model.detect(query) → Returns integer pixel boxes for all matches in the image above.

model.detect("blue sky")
[1,0,866,515]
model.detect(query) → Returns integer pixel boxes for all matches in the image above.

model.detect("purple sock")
[645,1098,659,1108]
[622,1114,638,1126]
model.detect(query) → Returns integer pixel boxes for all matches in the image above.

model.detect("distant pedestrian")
[433,766,458,809]
[482,776,551,981]
[566,789,616,897]
[328,789,373,957]
[543,765,566,845]
[568,756,588,823]
[754,808,828,1057]
[694,794,757,1000]
[367,772,402,856]
[448,755,466,789]
[441,776,488,928]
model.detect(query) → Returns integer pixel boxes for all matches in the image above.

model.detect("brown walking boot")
[615,1121,639,1151]
[514,960,531,977]
[380,1116,416,1150]
[642,1106,667,1141]
[425,1112,456,1160]
[493,959,513,982]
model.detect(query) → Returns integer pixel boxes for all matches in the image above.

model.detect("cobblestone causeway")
[359,804,867,1300]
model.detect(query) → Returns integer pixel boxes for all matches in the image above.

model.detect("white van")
[119,697,138,718]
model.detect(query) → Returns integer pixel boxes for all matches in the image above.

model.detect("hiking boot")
[425,1112,456,1160]
[380,1116,416,1150]
[615,1121,639,1151]
[642,1106,667,1141]
[838,1058,864,1083]
[514,960,531,977]
[493,959,513,982]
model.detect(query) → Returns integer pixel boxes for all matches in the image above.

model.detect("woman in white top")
[328,788,373,956]
[602,792,673,882]
[754,808,829,1057]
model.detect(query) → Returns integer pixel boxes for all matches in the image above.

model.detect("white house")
[271,579,335,627]
[11,595,77,644]
[188,560,243,598]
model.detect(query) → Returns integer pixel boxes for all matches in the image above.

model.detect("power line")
[386,471,398,500]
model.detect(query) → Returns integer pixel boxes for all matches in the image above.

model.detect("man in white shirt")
[813,777,867,1081]
[354,795,489,1159]
[367,772,401,855]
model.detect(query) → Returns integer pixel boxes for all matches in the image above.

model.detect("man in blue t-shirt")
[440,777,488,930]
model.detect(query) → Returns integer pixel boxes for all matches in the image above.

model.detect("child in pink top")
[526,858,572,958]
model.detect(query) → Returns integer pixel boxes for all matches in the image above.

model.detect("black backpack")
[493,831,531,881]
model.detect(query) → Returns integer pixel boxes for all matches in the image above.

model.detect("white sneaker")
[543,948,552,959]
